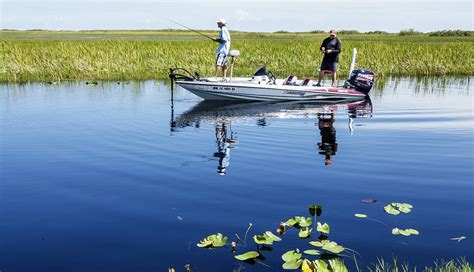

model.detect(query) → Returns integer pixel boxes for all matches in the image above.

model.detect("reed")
[1,31,473,83]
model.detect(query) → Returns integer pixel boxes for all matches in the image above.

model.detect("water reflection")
[172,99,372,173]
[317,112,338,166]
[213,121,239,175]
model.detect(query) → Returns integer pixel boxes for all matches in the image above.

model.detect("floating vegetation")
[196,233,228,248]
[284,216,313,228]
[282,250,303,270]
[316,222,330,234]
[193,200,427,270]
[253,231,281,245]
[309,240,345,254]
[234,251,259,261]
[392,228,420,236]
[298,227,313,239]
[384,202,413,215]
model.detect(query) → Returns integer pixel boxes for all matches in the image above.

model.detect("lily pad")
[298,217,313,228]
[407,229,419,235]
[197,233,228,248]
[253,234,273,245]
[385,202,413,215]
[234,251,259,261]
[282,259,303,270]
[355,213,368,218]
[265,231,282,242]
[299,227,312,238]
[384,204,400,215]
[302,259,330,272]
[303,249,320,255]
[282,250,302,262]
[309,240,344,254]
[316,222,330,234]
[309,205,322,217]
[392,228,419,236]
[284,216,301,226]
[309,241,323,247]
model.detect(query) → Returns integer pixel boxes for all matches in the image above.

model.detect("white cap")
[216,18,227,25]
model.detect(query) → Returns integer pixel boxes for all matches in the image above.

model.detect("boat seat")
[301,78,313,86]
[283,75,297,86]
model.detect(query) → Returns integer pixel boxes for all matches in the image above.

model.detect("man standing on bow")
[212,18,231,80]
[316,29,342,87]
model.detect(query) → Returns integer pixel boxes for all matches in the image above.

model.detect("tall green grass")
[1,31,473,83]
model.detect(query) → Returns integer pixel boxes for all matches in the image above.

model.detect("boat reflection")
[172,99,372,173]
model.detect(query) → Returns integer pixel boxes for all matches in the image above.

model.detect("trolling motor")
[169,67,199,82]
[343,48,375,94]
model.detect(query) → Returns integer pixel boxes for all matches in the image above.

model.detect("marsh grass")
[365,258,472,272]
[1,31,473,83]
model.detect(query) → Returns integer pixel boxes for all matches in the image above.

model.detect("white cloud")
[235,9,263,23]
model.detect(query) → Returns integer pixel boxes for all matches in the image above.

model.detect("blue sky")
[1,0,472,32]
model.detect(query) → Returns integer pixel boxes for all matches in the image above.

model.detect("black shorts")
[320,61,338,72]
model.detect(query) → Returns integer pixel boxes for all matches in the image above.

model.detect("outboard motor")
[345,69,375,94]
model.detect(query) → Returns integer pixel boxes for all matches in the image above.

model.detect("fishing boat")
[169,49,375,102]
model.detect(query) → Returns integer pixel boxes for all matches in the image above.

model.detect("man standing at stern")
[316,29,342,87]
[213,18,231,80]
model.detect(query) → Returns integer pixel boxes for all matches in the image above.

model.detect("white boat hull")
[176,80,367,102]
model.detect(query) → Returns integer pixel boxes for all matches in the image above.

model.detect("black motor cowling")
[346,69,375,94]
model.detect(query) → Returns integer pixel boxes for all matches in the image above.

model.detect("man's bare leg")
[223,67,227,81]
[215,65,222,79]
[331,72,337,86]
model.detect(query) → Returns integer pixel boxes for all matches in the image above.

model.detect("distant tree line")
[273,29,472,36]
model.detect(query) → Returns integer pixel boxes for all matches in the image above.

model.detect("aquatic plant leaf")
[302,259,315,272]
[309,241,323,247]
[384,204,400,215]
[309,205,322,217]
[253,235,273,245]
[299,227,312,238]
[298,217,313,228]
[197,234,217,248]
[399,229,411,236]
[313,240,345,254]
[391,202,413,213]
[354,214,368,218]
[284,216,301,226]
[303,249,320,255]
[314,260,330,271]
[281,250,302,262]
[265,231,282,242]
[282,259,303,270]
[234,251,259,261]
[212,233,228,247]
[392,228,419,236]
[407,229,419,235]
[316,222,330,234]
[329,259,348,272]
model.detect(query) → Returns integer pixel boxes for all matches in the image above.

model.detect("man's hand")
[326,49,333,54]
[212,38,218,42]
[321,47,325,53]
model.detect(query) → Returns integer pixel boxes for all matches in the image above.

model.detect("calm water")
[1,78,473,271]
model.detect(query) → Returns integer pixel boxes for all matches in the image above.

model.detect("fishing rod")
[165,18,215,41]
